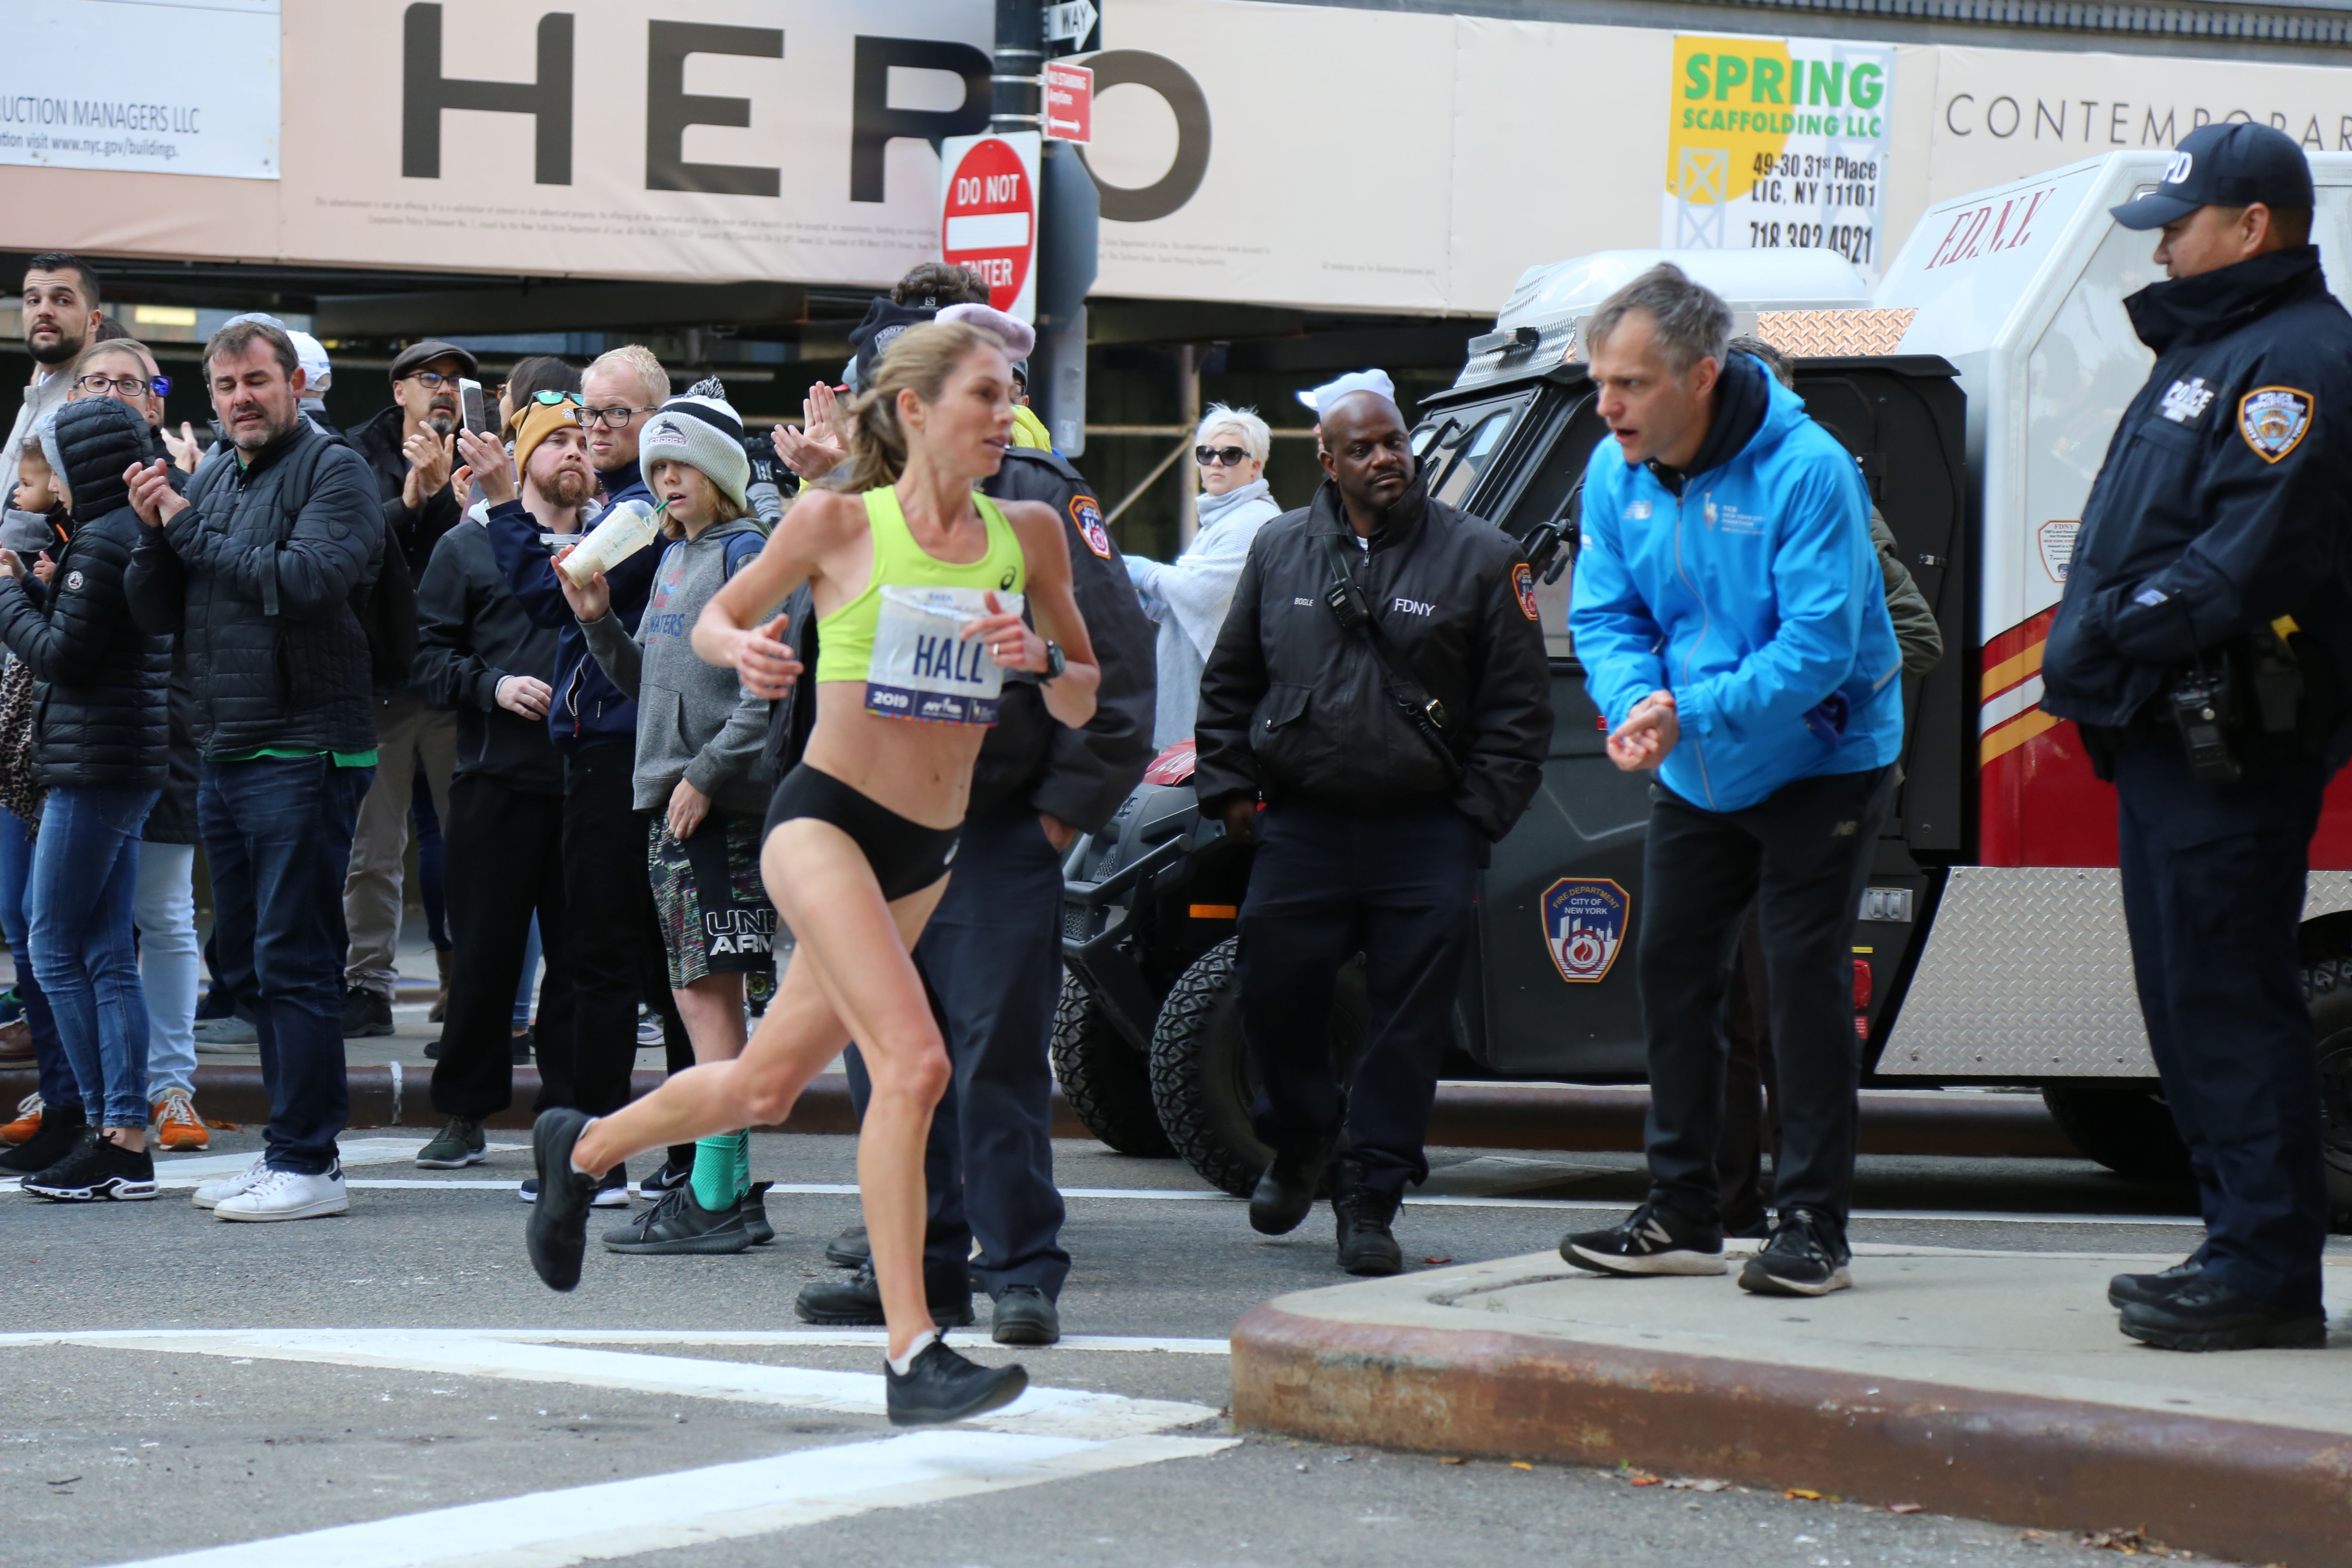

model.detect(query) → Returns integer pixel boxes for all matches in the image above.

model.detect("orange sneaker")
[0,1092,39,1145]
[153,1088,210,1152]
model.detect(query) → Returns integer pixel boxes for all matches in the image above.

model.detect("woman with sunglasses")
[1123,404,1283,746]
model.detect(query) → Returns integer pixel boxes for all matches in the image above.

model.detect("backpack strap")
[722,527,766,582]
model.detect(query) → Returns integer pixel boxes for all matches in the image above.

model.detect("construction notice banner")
[0,0,281,181]
[1663,34,1895,276]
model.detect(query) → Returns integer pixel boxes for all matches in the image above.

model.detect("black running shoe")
[2108,1255,2203,1309]
[341,986,395,1039]
[1562,1202,1727,1277]
[885,1339,1028,1427]
[640,1155,693,1197]
[796,1262,977,1327]
[600,1183,753,1255]
[23,1129,157,1201]
[0,1103,87,1176]
[741,1181,774,1245]
[1738,1207,1852,1297]
[526,1109,597,1291]
[825,1224,871,1268]
[521,1165,628,1207]
[2118,1276,2326,1352]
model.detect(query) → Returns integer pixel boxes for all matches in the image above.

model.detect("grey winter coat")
[579,517,772,818]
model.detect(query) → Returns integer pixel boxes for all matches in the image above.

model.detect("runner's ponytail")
[829,320,1004,493]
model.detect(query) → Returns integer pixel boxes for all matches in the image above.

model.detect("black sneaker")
[2118,1276,2327,1352]
[510,1029,533,1066]
[0,1102,87,1176]
[1738,1207,1852,1297]
[640,1155,693,1197]
[1562,1202,1727,1277]
[521,1165,629,1207]
[23,1129,157,1201]
[825,1223,871,1268]
[341,986,395,1039]
[796,1262,977,1327]
[991,1284,1060,1346]
[1249,1140,1336,1237]
[600,1183,753,1255]
[885,1339,1028,1427]
[741,1181,775,1245]
[1332,1160,1404,1277]
[525,1109,597,1291]
[416,1115,486,1169]
[2108,1255,2203,1309]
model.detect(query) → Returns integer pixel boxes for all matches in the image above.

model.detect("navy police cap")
[2111,122,2315,230]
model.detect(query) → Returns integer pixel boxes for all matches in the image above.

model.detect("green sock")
[691,1131,747,1212]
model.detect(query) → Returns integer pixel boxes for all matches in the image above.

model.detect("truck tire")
[2040,1082,2193,1186]
[1050,973,1173,1158]
[2303,960,2352,1230]
[1148,937,1366,1198]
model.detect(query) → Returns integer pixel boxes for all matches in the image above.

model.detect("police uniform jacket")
[2042,245,2352,768]
[1193,472,1553,842]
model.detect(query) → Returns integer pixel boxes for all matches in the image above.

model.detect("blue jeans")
[200,756,374,1174]
[30,787,158,1129]
[2,809,74,1114]
[135,842,201,1098]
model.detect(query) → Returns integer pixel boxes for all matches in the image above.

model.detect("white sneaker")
[191,1153,269,1211]
[214,1162,349,1222]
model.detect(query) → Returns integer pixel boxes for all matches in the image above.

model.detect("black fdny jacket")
[0,399,169,790]
[1194,472,1553,842]
[760,448,1158,836]
[125,417,385,759]
[413,507,563,796]
[2042,246,2352,768]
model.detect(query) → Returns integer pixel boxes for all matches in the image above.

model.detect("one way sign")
[1042,0,1100,55]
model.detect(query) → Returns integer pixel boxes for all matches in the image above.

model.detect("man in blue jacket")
[487,344,693,1197]
[1562,264,1902,1297]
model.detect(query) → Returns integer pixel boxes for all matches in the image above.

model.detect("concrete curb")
[1231,1298,2352,1565]
[0,1065,2075,1154]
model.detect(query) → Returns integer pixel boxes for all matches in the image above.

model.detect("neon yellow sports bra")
[817,486,1029,725]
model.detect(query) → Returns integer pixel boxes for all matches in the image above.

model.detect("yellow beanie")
[511,398,580,479]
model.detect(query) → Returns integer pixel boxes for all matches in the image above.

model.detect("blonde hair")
[1196,403,1271,464]
[829,320,1005,493]
[588,343,669,409]
[73,337,160,382]
[644,460,744,538]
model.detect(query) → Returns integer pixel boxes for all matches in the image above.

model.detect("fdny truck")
[1053,150,2352,1217]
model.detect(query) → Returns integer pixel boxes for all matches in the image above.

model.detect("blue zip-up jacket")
[486,458,659,754]
[1569,362,1902,813]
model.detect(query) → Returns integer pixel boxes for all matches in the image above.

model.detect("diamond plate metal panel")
[1881,866,2352,1078]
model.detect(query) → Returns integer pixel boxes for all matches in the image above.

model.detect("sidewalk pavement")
[1233,1246,2352,1566]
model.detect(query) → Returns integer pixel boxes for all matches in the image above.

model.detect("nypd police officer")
[2042,122,2352,1351]
[1194,377,1552,1275]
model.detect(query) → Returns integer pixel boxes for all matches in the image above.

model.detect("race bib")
[865,585,1023,725]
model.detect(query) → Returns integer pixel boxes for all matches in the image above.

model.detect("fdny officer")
[2043,122,2352,1352]
[1194,377,1552,1276]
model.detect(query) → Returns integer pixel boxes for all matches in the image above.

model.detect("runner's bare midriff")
[797,683,988,832]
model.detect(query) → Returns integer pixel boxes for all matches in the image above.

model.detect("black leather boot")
[1249,1137,1337,1236]
[1332,1158,1404,1276]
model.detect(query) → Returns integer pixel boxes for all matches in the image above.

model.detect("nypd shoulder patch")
[2238,385,2314,464]
[1070,495,1112,559]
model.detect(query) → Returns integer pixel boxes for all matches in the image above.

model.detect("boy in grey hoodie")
[560,380,779,1253]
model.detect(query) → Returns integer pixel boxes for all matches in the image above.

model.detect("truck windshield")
[1420,398,1527,510]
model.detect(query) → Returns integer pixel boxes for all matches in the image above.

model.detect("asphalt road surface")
[2,1127,2290,1568]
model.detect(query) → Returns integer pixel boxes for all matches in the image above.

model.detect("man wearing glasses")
[4,255,106,558]
[336,340,480,1039]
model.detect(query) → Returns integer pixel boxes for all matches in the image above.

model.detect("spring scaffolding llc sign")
[1663,35,1893,276]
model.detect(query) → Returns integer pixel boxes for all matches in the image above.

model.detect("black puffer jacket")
[124,417,384,758]
[412,505,562,794]
[0,399,170,789]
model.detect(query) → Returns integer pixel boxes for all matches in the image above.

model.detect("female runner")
[524,320,1099,1425]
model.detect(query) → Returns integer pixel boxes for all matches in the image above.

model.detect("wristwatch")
[1041,640,1067,682]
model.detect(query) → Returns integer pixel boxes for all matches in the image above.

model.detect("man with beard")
[123,316,385,1222]
[1193,377,1552,1277]
[4,256,104,557]
[408,399,606,1177]
[340,340,476,1038]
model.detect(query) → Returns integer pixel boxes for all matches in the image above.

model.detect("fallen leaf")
[1510,1462,1533,1471]
[2078,1526,2192,1559]
[1438,1456,1464,1466]
[1625,1470,1662,1487]
[1665,1478,1730,1492]
[1888,1503,1923,1514]
[1785,1488,1823,1501]
[1422,1256,1454,1265]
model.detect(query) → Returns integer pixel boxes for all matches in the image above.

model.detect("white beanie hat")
[639,377,751,511]
[1296,368,1397,416]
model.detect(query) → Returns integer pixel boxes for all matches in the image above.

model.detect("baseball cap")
[388,339,480,381]
[2110,122,2315,230]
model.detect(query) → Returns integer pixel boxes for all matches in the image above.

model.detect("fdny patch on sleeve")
[1512,561,1539,622]
[2238,386,2314,463]
[1070,495,1112,559]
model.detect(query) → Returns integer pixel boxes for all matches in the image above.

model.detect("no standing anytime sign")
[937,131,1041,323]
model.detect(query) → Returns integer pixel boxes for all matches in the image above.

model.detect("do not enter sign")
[938,131,1040,323]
